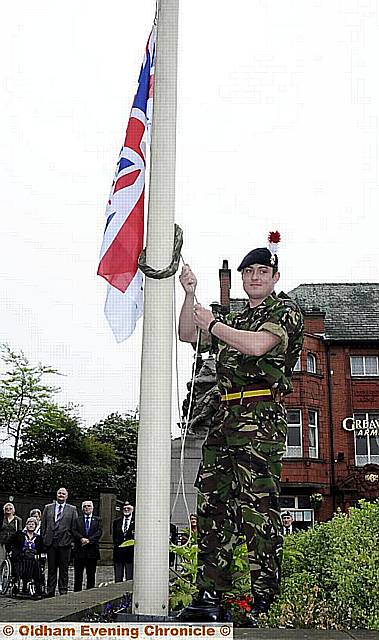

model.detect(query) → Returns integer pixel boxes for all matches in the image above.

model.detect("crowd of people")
[0,488,132,598]
[0,489,191,599]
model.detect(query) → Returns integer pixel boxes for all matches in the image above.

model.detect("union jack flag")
[98,25,156,341]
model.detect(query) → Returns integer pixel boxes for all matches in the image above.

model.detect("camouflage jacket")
[200,292,304,396]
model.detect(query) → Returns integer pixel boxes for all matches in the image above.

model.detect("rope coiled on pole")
[138,224,183,279]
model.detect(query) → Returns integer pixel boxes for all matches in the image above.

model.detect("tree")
[87,411,138,498]
[19,402,82,463]
[0,344,61,459]
[19,403,118,470]
[81,436,118,470]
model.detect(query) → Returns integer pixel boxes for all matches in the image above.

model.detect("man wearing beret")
[281,511,302,535]
[178,234,304,625]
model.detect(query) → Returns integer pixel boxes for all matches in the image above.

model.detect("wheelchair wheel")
[0,558,12,595]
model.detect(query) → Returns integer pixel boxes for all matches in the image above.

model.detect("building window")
[350,356,379,377]
[284,409,303,458]
[281,509,314,528]
[354,412,379,466]
[309,410,319,459]
[280,496,296,508]
[293,356,301,371]
[307,353,316,373]
[279,496,314,528]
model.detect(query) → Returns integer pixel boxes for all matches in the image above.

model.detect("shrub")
[264,500,379,630]
[169,541,198,610]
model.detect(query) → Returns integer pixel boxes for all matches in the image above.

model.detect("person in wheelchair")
[6,516,44,598]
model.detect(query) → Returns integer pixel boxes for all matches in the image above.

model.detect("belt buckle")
[221,390,230,406]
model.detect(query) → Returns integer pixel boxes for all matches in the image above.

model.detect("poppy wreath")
[224,594,254,625]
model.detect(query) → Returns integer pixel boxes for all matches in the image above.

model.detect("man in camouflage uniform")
[178,245,303,623]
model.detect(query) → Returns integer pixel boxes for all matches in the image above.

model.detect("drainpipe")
[326,341,336,512]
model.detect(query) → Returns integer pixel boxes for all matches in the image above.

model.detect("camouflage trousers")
[195,400,287,600]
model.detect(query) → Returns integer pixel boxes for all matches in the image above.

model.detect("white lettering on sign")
[342,417,379,433]
[342,417,354,431]
[365,473,379,483]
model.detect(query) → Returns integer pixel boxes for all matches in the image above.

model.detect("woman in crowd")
[0,503,22,562]
[29,508,46,584]
[6,516,44,598]
[29,509,42,535]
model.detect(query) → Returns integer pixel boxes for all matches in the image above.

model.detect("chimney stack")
[219,259,231,311]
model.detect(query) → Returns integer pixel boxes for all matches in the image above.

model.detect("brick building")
[171,266,379,529]
[285,282,379,526]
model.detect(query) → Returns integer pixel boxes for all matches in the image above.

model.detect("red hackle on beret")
[268,231,281,244]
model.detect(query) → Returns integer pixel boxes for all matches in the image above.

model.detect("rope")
[137,219,198,543]
[138,216,200,542]
[138,224,183,279]
[171,254,201,545]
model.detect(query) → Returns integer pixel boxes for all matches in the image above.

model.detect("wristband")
[208,319,220,335]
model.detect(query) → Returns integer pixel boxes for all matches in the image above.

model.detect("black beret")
[237,247,278,271]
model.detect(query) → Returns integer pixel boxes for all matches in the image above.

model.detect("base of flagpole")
[114,613,178,622]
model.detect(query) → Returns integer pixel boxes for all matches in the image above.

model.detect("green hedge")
[170,500,379,629]
[264,500,379,629]
[0,458,118,497]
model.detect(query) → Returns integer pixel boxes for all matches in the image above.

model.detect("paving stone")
[234,631,343,640]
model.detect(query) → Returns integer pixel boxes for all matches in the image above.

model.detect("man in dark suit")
[41,487,78,596]
[169,523,178,568]
[281,511,302,535]
[73,500,103,591]
[112,501,134,582]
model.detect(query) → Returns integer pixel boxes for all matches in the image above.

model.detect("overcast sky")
[0,0,378,451]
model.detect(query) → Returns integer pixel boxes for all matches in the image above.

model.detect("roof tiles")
[288,283,379,342]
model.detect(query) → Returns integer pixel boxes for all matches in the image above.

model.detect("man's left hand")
[193,304,214,331]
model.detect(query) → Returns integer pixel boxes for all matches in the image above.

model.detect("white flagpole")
[132,0,179,618]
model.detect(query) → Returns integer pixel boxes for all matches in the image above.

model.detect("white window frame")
[308,410,319,459]
[350,356,379,377]
[307,353,317,373]
[281,508,314,526]
[293,356,301,371]
[353,412,379,466]
[284,409,303,458]
[280,497,314,527]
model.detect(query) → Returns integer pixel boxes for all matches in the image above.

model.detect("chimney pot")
[219,259,231,310]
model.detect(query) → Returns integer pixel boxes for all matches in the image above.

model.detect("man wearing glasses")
[112,502,135,582]
[73,500,103,591]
